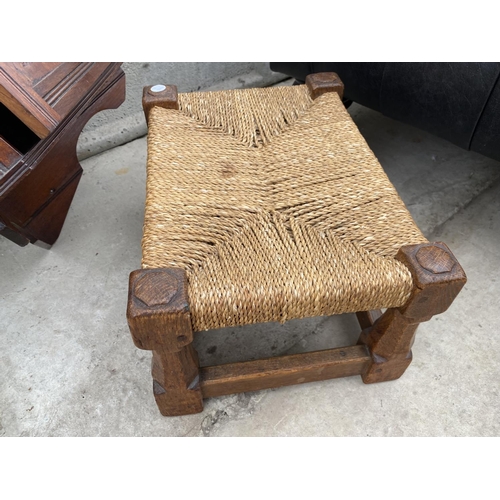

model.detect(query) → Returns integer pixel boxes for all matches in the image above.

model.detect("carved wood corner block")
[127,268,193,352]
[396,242,467,322]
[306,72,344,100]
[142,84,179,121]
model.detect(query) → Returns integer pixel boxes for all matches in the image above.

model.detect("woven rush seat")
[127,73,467,416]
[142,83,427,331]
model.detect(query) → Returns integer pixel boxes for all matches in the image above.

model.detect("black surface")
[0,103,40,154]
[270,62,500,162]
[380,63,500,150]
[470,71,500,162]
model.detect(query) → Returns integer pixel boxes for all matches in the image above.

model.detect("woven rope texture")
[142,85,428,331]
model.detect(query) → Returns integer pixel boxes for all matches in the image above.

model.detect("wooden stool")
[127,74,467,416]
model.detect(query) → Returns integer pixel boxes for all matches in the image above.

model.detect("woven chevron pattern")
[142,85,427,332]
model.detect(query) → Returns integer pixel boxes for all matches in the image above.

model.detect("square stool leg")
[358,242,467,383]
[127,268,203,416]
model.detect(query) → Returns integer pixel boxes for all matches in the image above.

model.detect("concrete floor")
[1,103,499,437]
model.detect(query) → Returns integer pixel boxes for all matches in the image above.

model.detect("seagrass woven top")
[142,85,428,332]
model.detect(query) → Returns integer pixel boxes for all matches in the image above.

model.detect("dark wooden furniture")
[128,74,467,417]
[0,62,125,247]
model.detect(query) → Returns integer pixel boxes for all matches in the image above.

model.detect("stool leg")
[127,268,203,416]
[358,309,418,382]
[306,72,344,100]
[152,345,203,416]
[359,242,467,383]
[142,84,179,122]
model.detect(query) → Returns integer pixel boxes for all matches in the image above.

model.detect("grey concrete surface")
[77,62,286,160]
[1,102,499,437]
